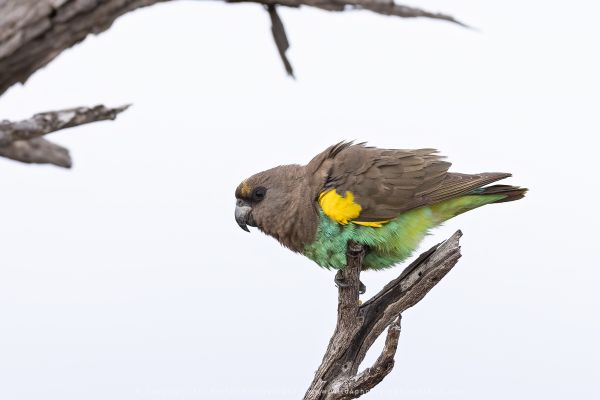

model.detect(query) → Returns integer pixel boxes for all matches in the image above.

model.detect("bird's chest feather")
[302,208,436,270]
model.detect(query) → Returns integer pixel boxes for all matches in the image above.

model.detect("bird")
[234,142,526,293]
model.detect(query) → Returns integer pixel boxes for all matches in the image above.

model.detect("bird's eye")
[252,186,267,202]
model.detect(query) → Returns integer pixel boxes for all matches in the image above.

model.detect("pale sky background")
[0,1,599,399]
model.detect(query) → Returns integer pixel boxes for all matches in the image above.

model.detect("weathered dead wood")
[267,4,294,78]
[0,104,129,146]
[0,138,72,168]
[304,230,463,399]
[0,1,464,167]
[0,0,464,97]
[0,0,169,97]
[0,105,129,167]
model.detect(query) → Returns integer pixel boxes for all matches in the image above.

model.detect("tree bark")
[0,0,463,168]
[304,230,463,399]
[0,104,129,167]
[0,0,169,97]
[0,0,464,97]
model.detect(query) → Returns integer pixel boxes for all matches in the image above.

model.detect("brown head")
[234,164,318,252]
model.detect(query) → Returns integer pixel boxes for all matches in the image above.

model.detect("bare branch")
[267,5,294,77]
[0,0,465,96]
[340,316,401,398]
[0,137,72,168]
[229,0,467,26]
[304,231,463,399]
[0,1,465,167]
[0,0,169,97]
[338,241,365,321]
[0,104,129,168]
[344,0,470,28]
[353,230,462,368]
[0,105,130,146]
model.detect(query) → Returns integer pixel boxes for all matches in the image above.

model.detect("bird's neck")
[264,176,319,253]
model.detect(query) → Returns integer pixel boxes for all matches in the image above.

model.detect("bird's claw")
[358,280,366,295]
[334,270,350,288]
[334,270,367,294]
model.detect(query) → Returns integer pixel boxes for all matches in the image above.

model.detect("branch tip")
[266,4,295,78]
[0,104,129,167]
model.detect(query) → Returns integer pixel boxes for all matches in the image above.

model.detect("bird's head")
[234,164,304,235]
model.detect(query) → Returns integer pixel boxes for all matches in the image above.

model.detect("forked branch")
[304,230,463,399]
[0,0,466,97]
[0,105,129,168]
[0,1,465,168]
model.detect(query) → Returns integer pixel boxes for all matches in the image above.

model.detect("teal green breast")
[302,194,505,270]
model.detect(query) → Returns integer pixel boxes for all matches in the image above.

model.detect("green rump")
[303,194,506,270]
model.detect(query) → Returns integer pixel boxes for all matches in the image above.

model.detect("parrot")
[234,142,526,292]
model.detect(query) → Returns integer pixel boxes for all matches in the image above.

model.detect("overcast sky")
[1,1,599,399]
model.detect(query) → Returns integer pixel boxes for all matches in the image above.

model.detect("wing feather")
[312,142,511,223]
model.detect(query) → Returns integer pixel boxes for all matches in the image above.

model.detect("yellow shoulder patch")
[318,189,388,227]
[352,220,388,228]
[319,189,361,225]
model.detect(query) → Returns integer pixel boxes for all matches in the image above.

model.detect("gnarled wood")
[0,0,169,97]
[0,0,464,97]
[304,231,463,399]
[0,1,463,167]
[0,104,129,167]
[0,137,72,168]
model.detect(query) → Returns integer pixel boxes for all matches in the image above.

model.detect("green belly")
[302,195,503,270]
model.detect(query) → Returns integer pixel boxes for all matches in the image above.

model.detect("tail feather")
[475,184,528,203]
[427,183,526,225]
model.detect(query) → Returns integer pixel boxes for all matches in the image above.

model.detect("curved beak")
[235,199,252,232]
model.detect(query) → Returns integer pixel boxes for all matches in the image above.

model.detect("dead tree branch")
[304,230,463,399]
[0,105,129,167]
[267,4,294,78]
[0,105,129,146]
[0,138,72,168]
[0,0,465,97]
[0,1,464,168]
[0,0,169,97]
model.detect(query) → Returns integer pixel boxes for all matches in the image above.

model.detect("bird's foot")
[334,270,366,294]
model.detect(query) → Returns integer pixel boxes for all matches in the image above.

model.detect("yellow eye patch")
[318,189,388,227]
[241,180,251,197]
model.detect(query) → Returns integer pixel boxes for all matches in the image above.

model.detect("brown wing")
[310,142,511,222]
